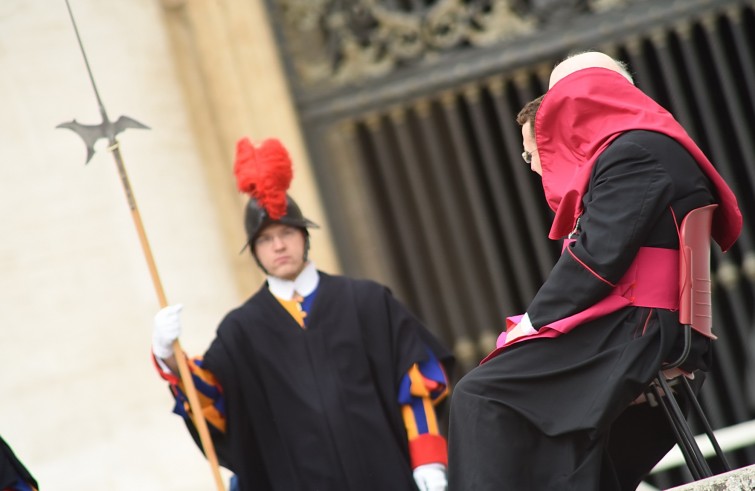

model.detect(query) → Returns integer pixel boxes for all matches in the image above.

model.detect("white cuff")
[519,313,537,335]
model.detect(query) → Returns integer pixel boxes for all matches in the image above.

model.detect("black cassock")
[450,131,717,491]
[190,272,451,491]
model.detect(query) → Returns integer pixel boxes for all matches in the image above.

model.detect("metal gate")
[266,0,755,485]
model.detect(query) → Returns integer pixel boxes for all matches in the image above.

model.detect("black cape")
[190,272,452,491]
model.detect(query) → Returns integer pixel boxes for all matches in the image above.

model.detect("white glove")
[152,304,183,359]
[413,463,447,491]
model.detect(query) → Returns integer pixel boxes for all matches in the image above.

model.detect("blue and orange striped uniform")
[155,290,451,468]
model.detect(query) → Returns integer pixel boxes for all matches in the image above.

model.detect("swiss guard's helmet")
[243,194,319,251]
[233,136,319,264]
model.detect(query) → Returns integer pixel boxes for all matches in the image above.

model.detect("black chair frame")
[644,205,732,481]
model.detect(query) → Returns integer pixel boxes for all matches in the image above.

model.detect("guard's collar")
[266,262,319,300]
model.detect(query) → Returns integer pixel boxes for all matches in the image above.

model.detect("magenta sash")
[481,246,679,364]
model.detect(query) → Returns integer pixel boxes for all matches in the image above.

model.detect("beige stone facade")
[0,0,337,489]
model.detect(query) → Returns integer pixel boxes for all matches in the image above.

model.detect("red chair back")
[678,204,718,337]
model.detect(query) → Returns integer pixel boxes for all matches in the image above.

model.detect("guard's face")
[521,122,542,176]
[254,223,307,280]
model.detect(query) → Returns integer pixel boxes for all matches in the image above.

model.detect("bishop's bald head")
[548,51,634,89]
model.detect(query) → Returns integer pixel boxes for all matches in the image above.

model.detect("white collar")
[266,262,319,300]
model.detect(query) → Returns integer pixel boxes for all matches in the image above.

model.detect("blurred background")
[1,0,754,489]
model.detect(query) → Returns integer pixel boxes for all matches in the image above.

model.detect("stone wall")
[666,464,755,491]
[0,0,335,489]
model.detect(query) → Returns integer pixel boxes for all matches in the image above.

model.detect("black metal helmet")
[243,194,319,252]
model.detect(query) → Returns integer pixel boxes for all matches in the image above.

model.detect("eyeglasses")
[522,150,533,164]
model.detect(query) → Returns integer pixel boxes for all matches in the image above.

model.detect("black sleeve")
[527,138,674,328]
[384,286,455,379]
[0,435,37,490]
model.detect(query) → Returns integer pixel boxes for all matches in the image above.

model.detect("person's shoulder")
[599,130,681,166]
[218,288,267,325]
[215,306,246,335]
[612,129,679,148]
[605,130,695,169]
[319,271,388,294]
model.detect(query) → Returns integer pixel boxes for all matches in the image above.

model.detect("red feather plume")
[233,137,293,220]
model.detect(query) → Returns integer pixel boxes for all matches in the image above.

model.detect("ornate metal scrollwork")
[273,0,636,88]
